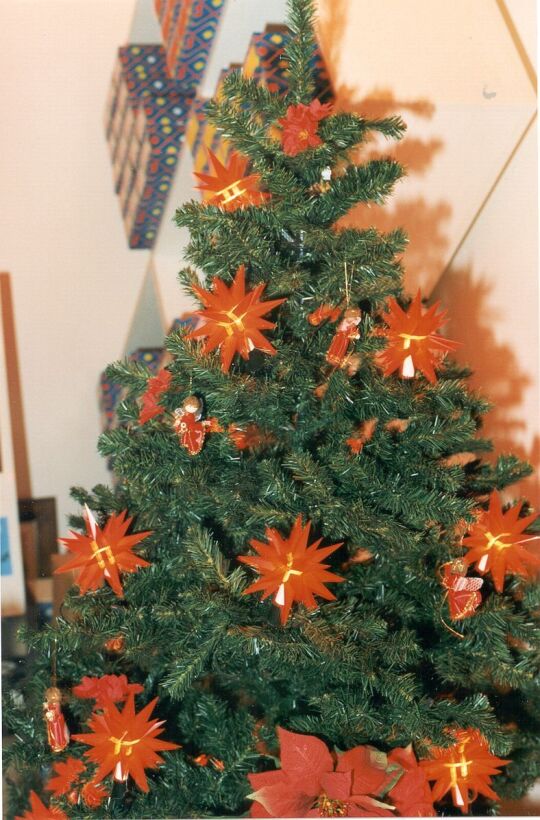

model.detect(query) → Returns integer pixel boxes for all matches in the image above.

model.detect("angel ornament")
[326,307,362,368]
[441,559,483,621]
[173,395,222,456]
[43,686,70,753]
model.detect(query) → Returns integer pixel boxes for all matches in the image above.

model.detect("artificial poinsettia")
[188,265,286,372]
[194,150,270,211]
[278,99,333,156]
[55,506,152,597]
[238,515,344,624]
[420,728,508,813]
[15,791,68,820]
[375,291,460,384]
[73,674,144,707]
[387,746,436,817]
[247,727,396,817]
[462,491,540,593]
[45,756,86,797]
[138,368,172,424]
[73,693,180,793]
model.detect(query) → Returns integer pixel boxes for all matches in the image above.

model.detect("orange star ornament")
[73,693,180,793]
[375,291,460,383]
[238,515,344,624]
[55,506,152,597]
[420,729,508,813]
[188,265,286,372]
[194,150,270,211]
[15,791,68,820]
[462,491,540,592]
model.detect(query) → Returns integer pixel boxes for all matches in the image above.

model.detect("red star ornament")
[15,792,68,820]
[139,368,172,424]
[238,515,344,624]
[73,693,180,793]
[73,674,144,707]
[187,265,286,372]
[45,757,86,798]
[375,291,460,384]
[462,491,540,592]
[420,729,508,813]
[55,506,152,597]
[278,99,333,157]
[194,150,270,211]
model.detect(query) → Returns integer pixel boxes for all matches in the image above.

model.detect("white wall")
[0,0,145,531]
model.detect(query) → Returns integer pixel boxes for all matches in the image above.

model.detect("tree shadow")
[434,266,540,507]
[315,0,450,288]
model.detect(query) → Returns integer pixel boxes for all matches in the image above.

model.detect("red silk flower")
[375,291,460,384]
[15,791,67,820]
[195,150,270,211]
[462,491,540,593]
[139,369,172,424]
[73,674,144,707]
[188,265,285,372]
[278,99,332,156]
[55,506,152,597]
[73,693,180,792]
[420,729,508,813]
[238,515,344,624]
[387,746,436,817]
[247,728,395,817]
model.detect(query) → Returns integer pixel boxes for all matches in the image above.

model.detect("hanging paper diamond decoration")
[375,291,460,383]
[238,515,344,624]
[195,150,270,211]
[55,507,152,597]
[188,265,286,372]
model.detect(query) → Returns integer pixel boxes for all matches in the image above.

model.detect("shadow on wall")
[435,266,540,508]
[315,0,450,291]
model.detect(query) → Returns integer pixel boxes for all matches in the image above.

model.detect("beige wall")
[0,0,145,530]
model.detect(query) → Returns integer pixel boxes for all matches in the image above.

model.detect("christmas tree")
[5,1,540,817]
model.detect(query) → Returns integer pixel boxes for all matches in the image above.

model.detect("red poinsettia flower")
[73,693,180,793]
[80,779,109,809]
[15,791,68,820]
[387,746,436,817]
[239,515,344,624]
[73,674,144,707]
[195,150,270,211]
[375,291,460,384]
[248,728,396,817]
[278,99,333,157]
[188,265,286,372]
[139,369,172,424]
[462,491,540,593]
[55,507,152,597]
[420,729,508,813]
[45,756,86,797]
